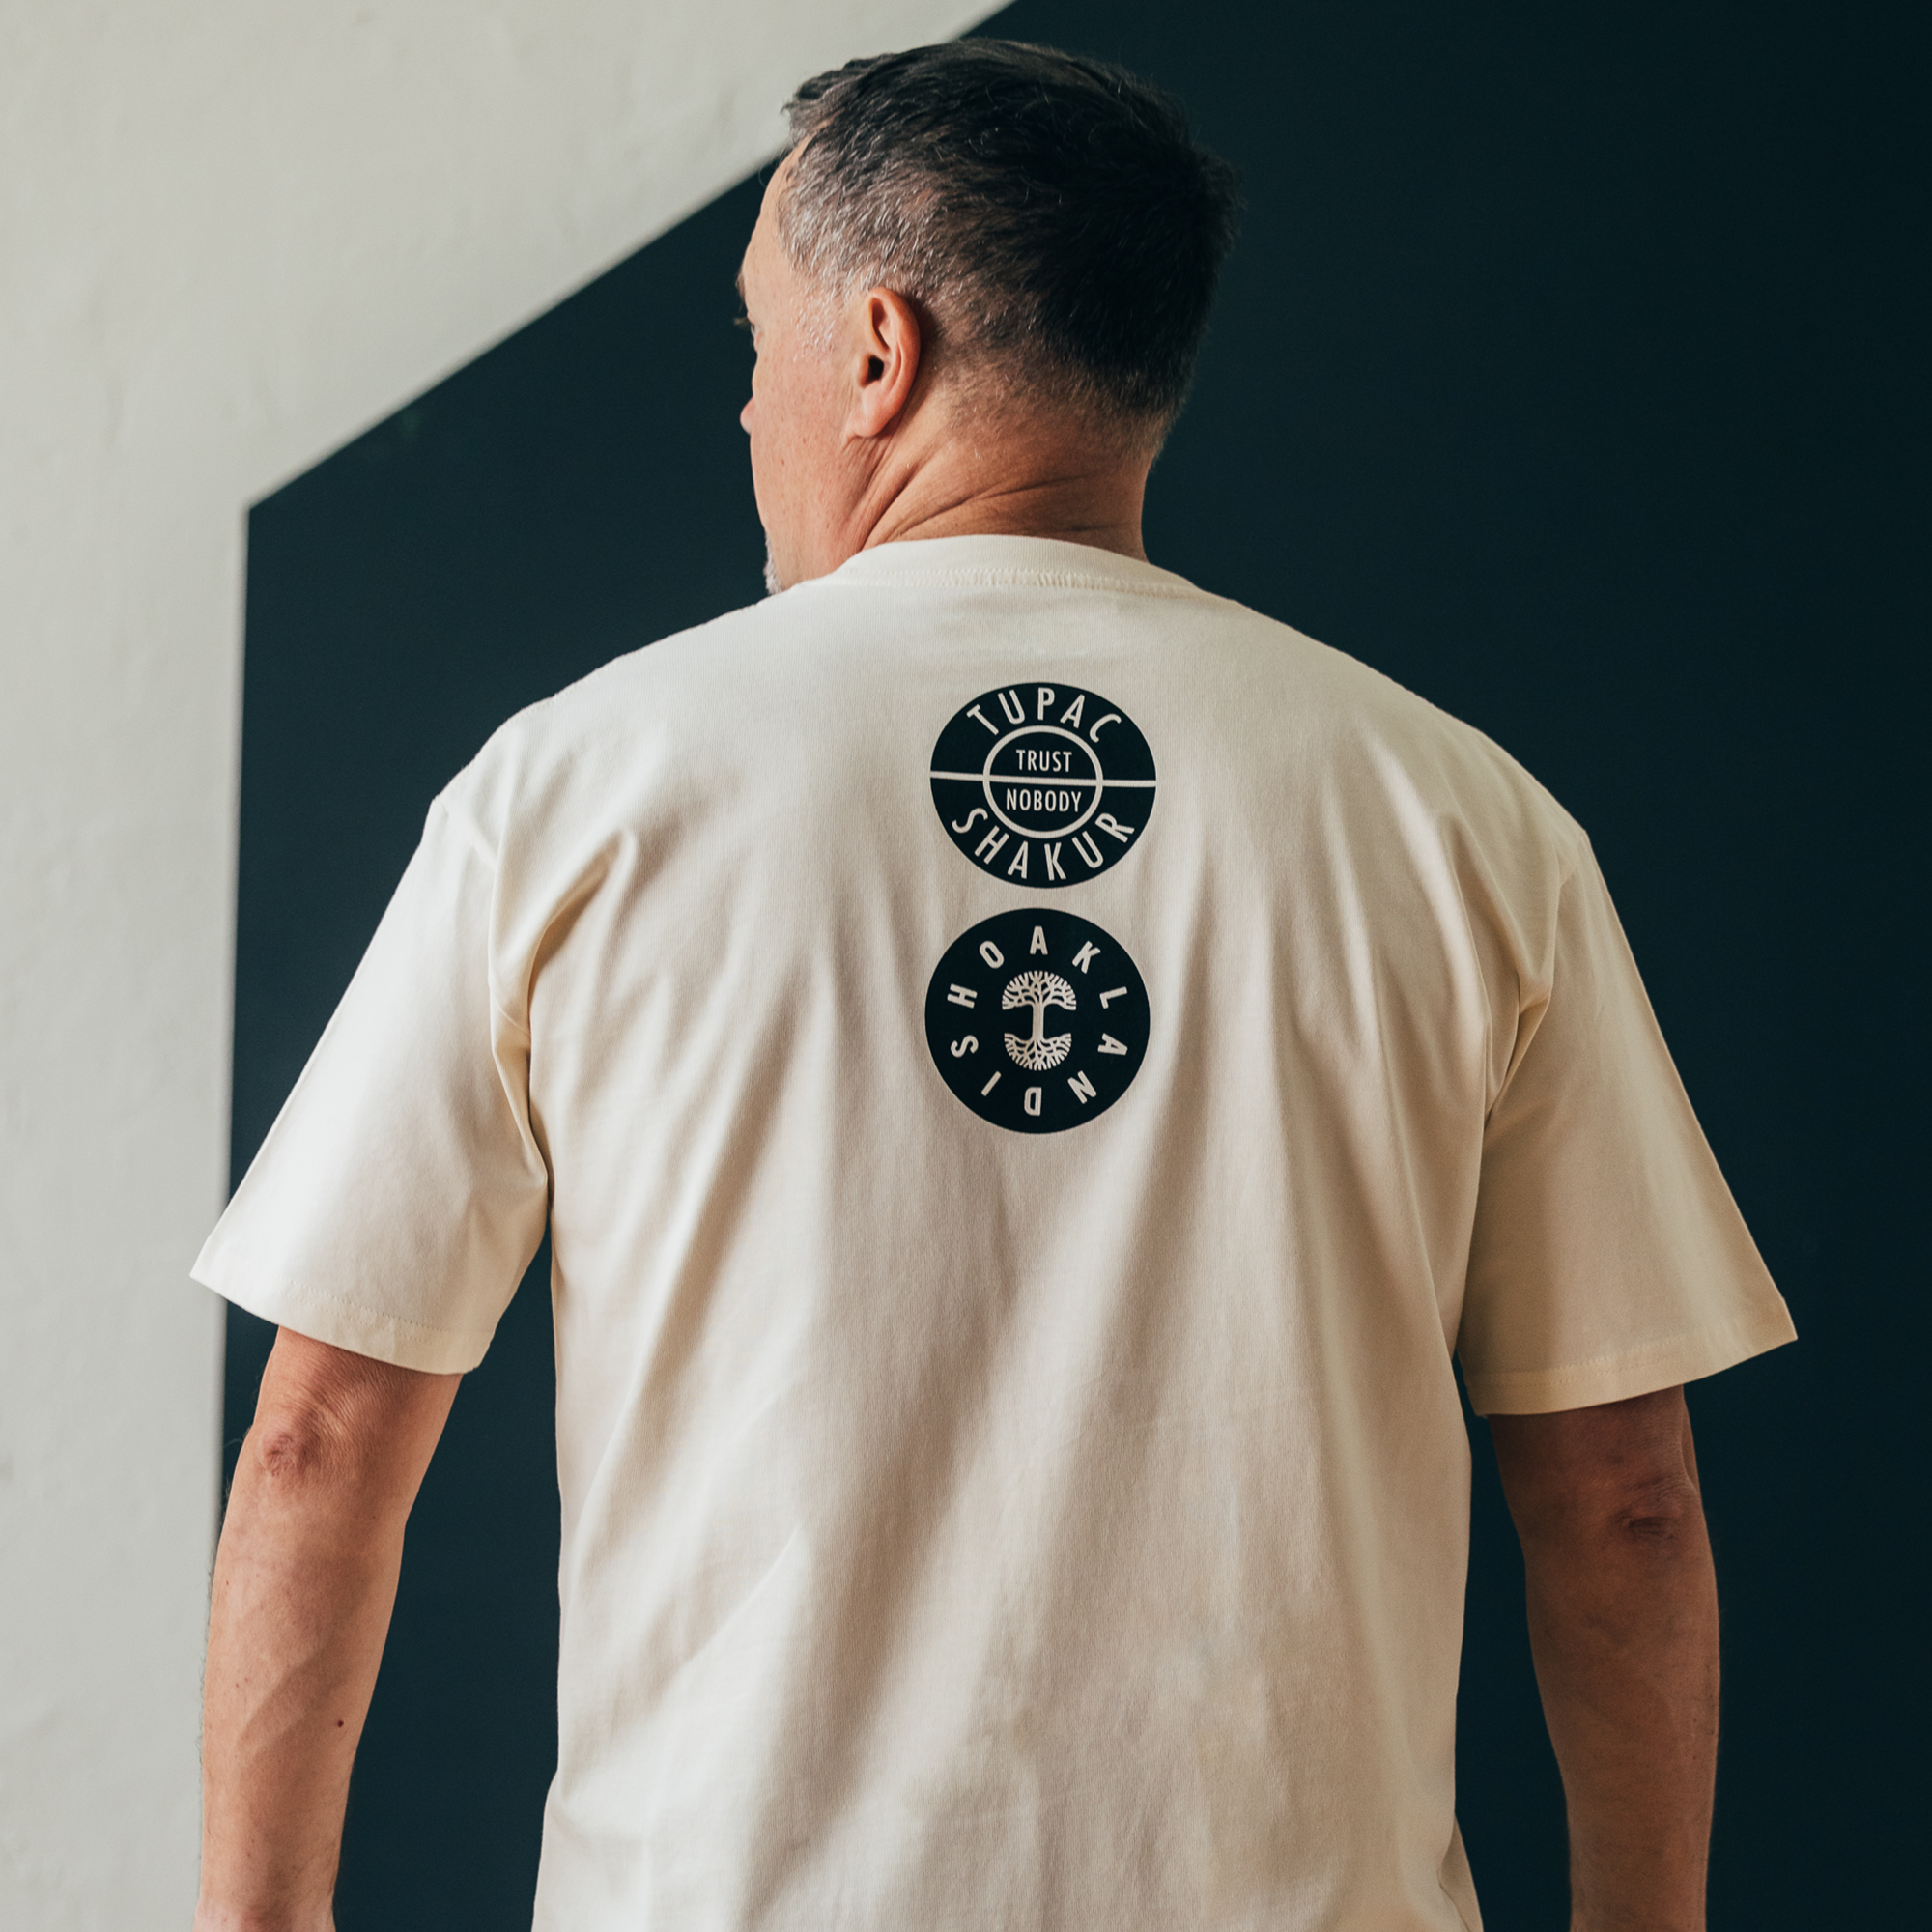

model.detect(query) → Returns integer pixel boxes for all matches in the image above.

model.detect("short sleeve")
[1458,840,1795,1414]
[192,796,551,1373]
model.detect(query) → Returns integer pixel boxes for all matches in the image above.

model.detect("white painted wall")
[0,2,996,1918]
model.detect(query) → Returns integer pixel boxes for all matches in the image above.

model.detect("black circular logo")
[924,908,1150,1133]
[929,682,1155,887]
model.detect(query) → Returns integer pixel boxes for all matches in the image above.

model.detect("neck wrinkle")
[850,447,1151,565]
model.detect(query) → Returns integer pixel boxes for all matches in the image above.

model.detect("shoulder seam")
[429,791,500,872]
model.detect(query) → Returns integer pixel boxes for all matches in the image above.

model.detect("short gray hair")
[778,41,1240,430]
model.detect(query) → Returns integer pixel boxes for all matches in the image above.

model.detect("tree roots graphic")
[1002,970,1077,1071]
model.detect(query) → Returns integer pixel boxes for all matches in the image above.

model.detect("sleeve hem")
[1463,1304,1797,1416]
[191,1256,496,1375]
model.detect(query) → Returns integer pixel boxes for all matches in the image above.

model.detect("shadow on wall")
[229,3,1924,1925]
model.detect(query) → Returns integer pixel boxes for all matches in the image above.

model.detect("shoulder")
[435,593,816,839]
[1170,586,1589,864]
[529,591,814,735]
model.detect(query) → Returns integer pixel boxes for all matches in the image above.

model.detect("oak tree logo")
[925,909,1149,1133]
[1002,970,1077,1070]
[929,682,1155,886]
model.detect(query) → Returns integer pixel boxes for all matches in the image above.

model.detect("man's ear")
[846,288,923,440]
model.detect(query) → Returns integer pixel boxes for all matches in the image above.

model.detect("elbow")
[1514,1467,1707,1565]
[245,1406,345,1497]
[1604,1470,1705,1548]
[1491,1385,1708,1559]
[1501,1452,1707,1553]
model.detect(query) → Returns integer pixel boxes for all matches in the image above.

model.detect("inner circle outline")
[980,724,1106,839]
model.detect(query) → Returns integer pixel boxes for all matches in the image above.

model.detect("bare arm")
[1489,1385,1719,1932]
[196,1329,459,1932]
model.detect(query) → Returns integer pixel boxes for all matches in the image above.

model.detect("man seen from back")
[192,41,1794,1932]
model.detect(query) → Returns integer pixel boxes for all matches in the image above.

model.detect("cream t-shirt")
[195,535,1793,1930]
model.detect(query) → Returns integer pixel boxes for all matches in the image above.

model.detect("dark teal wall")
[230,4,1927,1923]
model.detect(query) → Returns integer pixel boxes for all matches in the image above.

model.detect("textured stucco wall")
[0,2,994,1919]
